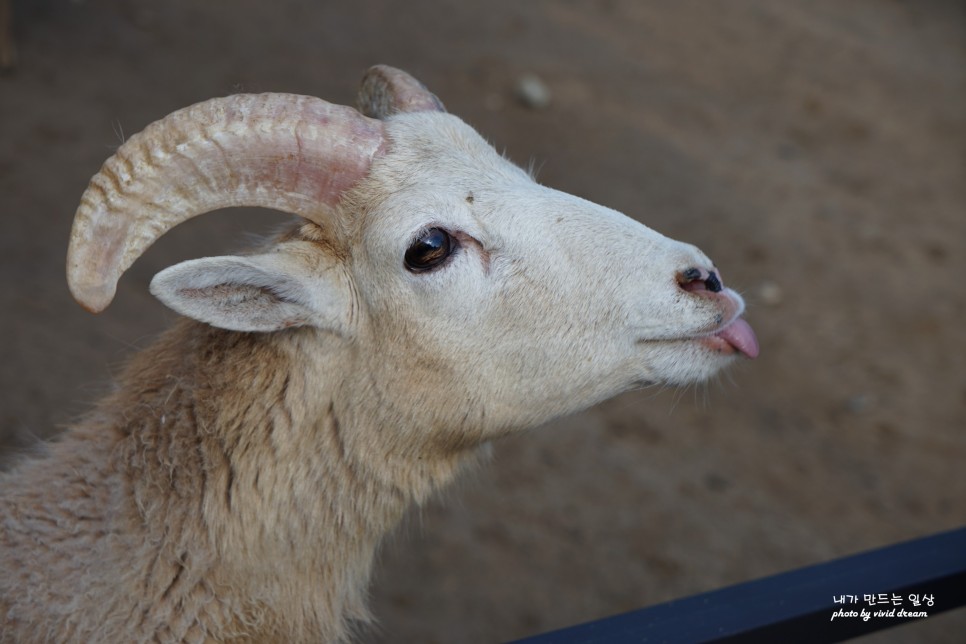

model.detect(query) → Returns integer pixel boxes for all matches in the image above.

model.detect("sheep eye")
[405,227,453,272]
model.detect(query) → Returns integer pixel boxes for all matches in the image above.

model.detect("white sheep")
[0,65,757,643]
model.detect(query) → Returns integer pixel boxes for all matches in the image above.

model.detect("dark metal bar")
[511,526,966,644]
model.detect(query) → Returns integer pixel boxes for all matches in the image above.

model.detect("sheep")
[0,65,758,643]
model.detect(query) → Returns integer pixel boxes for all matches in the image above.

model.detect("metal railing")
[512,526,966,643]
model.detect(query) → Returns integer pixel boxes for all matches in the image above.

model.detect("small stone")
[758,281,783,306]
[515,74,552,110]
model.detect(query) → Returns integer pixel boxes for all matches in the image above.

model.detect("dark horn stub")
[357,65,445,119]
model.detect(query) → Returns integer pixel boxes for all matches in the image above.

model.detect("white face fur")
[152,110,755,441]
[346,113,753,435]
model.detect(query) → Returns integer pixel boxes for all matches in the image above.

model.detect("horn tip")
[68,275,115,314]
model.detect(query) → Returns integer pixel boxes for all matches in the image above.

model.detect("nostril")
[705,271,722,293]
[678,267,724,294]
[681,267,702,282]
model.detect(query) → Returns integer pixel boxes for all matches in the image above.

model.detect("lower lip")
[698,334,739,355]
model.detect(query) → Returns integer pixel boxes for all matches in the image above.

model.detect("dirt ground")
[1,1,963,642]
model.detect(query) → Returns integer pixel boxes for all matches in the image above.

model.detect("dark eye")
[404,227,454,272]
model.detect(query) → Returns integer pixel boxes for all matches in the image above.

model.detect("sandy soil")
[1,1,963,642]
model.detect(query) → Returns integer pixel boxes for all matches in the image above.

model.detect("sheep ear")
[149,254,350,334]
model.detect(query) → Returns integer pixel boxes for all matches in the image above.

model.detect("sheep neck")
[102,319,474,640]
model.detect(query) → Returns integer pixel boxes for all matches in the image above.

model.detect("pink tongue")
[716,318,759,359]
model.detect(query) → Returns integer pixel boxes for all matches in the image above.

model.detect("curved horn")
[67,93,386,313]
[357,65,445,119]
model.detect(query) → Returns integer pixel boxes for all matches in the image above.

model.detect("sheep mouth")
[697,317,759,359]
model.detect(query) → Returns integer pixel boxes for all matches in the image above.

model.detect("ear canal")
[357,65,446,119]
[66,93,386,314]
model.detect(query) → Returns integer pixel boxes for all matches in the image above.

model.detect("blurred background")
[1,1,963,642]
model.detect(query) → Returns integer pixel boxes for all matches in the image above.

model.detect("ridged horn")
[67,93,386,313]
[357,65,445,119]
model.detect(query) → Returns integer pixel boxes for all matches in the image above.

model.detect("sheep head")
[67,65,757,445]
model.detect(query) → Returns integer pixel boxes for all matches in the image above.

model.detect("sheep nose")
[678,267,723,293]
